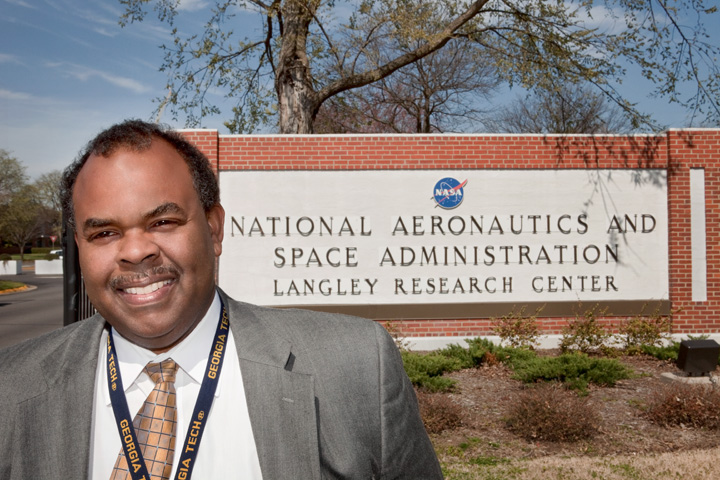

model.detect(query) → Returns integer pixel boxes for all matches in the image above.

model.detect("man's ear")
[207,204,225,257]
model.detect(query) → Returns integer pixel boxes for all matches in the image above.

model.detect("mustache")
[108,265,180,289]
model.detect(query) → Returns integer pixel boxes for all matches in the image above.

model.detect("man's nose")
[117,230,160,265]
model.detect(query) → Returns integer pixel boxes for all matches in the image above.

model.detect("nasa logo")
[432,177,468,209]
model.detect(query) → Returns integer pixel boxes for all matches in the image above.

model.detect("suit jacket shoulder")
[0,316,104,395]
[0,316,105,479]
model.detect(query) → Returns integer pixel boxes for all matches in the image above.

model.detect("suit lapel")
[15,317,104,478]
[221,292,321,480]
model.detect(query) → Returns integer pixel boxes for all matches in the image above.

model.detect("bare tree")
[315,39,498,133]
[487,84,633,133]
[34,171,64,238]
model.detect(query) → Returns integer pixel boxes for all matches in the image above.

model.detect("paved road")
[0,274,64,349]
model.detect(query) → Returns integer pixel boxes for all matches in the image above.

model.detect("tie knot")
[144,359,178,385]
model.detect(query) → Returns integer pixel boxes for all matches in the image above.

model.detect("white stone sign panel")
[218,169,668,316]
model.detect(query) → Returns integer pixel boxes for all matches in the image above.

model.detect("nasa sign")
[433,177,467,209]
[218,169,669,319]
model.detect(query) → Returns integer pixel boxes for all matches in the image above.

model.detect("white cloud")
[126,22,173,43]
[0,88,73,109]
[579,5,627,35]
[0,88,34,101]
[5,0,37,9]
[47,62,152,94]
[40,0,129,41]
[177,0,210,12]
[98,72,151,94]
[576,3,670,36]
[92,26,119,37]
[75,8,119,28]
[0,53,22,64]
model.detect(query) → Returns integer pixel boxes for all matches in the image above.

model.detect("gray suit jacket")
[0,290,442,479]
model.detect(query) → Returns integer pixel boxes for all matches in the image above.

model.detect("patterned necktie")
[110,359,179,480]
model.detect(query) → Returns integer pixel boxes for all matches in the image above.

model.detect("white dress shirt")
[89,292,263,479]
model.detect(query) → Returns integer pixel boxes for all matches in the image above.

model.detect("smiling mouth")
[122,279,173,295]
[110,265,180,295]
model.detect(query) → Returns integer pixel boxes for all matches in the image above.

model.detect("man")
[0,120,443,479]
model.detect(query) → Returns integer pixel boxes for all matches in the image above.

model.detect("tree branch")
[317,0,492,104]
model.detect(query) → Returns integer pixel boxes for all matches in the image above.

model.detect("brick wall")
[180,129,720,338]
[666,130,720,335]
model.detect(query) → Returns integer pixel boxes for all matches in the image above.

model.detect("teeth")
[124,280,171,295]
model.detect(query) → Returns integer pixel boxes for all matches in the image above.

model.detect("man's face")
[73,139,224,352]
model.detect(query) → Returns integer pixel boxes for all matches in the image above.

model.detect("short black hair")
[61,119,219,229]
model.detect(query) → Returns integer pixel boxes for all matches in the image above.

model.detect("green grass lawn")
[0,280,26,292]
[8,254,50,261]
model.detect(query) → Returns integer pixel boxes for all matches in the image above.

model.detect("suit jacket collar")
[220,289,291,368]
[219,289,321,480]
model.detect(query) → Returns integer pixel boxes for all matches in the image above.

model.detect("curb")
[0,284,37,295]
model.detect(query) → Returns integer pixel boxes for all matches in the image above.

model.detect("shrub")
[402,338,533,393]
[492,306,542,349]
[31,247,52,254]
[416,391,463,434]
[402,339,525,393]
[436,337,513,369]
[510,352,633,393]
[560,305,611,354]
[646,383,720,429]
[44,253,60,260]
[642,342,680,361]
[465,337,503,365]
[401,351,463,392]
[493,343,538,367]
[505,383,600,441]
[619,306,672,354]
[642,336,719,365]
[0,253,12,261]
[437,343,478,369]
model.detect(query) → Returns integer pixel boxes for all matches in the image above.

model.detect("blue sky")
[1,0,226,179]
[0,0,713,180]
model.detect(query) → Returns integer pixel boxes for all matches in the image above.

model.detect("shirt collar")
[105,290,223,404]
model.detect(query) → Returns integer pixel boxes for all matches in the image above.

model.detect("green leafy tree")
[119,0,720,133]
[0,185,43,261]
[0,151,29,246]
[0,150,27,208]
[0,154,56,257]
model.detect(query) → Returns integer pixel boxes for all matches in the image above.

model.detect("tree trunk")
[422,93,432,133]
[277,70,318,134]
[276,0,320,134]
